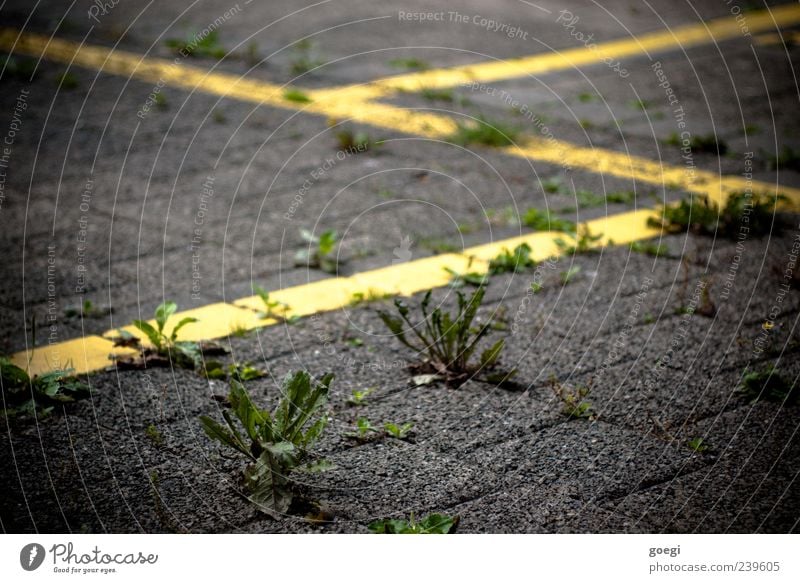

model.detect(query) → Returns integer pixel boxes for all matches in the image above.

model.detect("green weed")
[347,387,373,406]
[448,115,520,147]
[295,229,340,273]
[488,243,536,275]
[522,208,576,232]
[199,371,332,515]
[629,241,668,257]
[0,358,90,418]
[444,268,489,288]
[289,40,323,74]
[165,30,226,59]
[369,513,459,534]
[145,424,164,447]
[555,226,603,254]
[349,289,396,307]
[559,265,582,286]
[131,301,201,368]
[687,437,708,452]
[383,422,414,440]
[549,376,593,419]
[739,366,796,404]
[283,88,312,103]
[378,287,516,387]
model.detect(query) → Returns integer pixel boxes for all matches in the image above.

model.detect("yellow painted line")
[10,336,136,377]
[313,3,800,101]
[10,208,662,378]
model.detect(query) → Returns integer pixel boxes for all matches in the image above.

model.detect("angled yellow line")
[313,3,800,101]
[12,210,659,377]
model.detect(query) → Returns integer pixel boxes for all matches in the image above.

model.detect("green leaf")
[154,301,177,333]
[244,451,293,516]
[229,380,266,442]
[199,415,250,457]
[132,320,162,348]
[480,339,504,369]
[170,316,198,341]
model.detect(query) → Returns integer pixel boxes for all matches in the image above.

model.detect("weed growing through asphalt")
[488,243,536,275]
[0,357,90,418]
[444,268,489,288]
[647,192,783,239]
[522,208,576,232]
[202,361,266,382]
[664,132,728,155]
[253,285,298,323]
[289,40,323,74]
[768,146,800,172]
[346,417,379,442]
[349,289,396,307]
[383,422,413,440]
[199,371,333,516]
[295,229,339,273]
[57,71,79,89]
[2,54,37,80]
[448,115,520,148]
[63,299,111,319]
[130,301,202,368]
[687,437,708,453]
[145,424,164,447]
[629,241,668,257]
[347,387,373,406]
[548,376,594,419]
[378,287,517,387]
[559,265,582,286]
[165,30,226,59]
[335,128,372,151]
[153,92,168,109]
[739,366,796,404]
[369,513,459,534]
[555,226,603,254]
[283,88,312,103]
[388,57,429,70]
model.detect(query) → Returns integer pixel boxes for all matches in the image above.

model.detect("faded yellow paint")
[11,335,136,377]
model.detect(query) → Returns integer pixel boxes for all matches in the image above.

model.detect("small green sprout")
[629,241,668,257]
[383,422,413,440]
[165,30,226,59]
[739,366,796,404]
[560,265,581,285]
[254,285,292,321]
[295,229,340,273]
[549,376,593,419]
[349,289,396,306]
[388,58,429,70]
[555,226,603,255]
[283,88,312,103]
[448,115,520,148]
[346,417,379,441]
[132,301,200,367]
[687,437,708,452]
[145,424,164,447]
[347,387,373,406]
[369,513,459,534]
[0,358,90,417]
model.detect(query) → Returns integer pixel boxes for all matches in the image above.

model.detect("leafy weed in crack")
[253,285,299,323]
[555,226,603,255]
[383,422,414,440]
[378,287,517,387]
[289,40,323,74]
[522,208,576,233]
[295,229,340,273]
[126,301,205,369]
[347,387,373,406]
[165,30,226,59]
[647,192,783,239]
[145,423,164,447]
[664,132,728,155]
[548,376,594,419]
[443,267,489,288]
[349,289,396,307]
[388,57,429,70]
[63,299,112,319]
[687,437,709,453]
[199,371,333,516]
[346,417,380,442]
[448,115,520,148]
[739,366,796,404]
[0,357,90,419]
[629,240,668,257]
[202,361,266,382]
[559,265,581,286]
[283,88,312,103]
[488,243,536,275]
[768,146,800,172]
[369,512,459,534]
[57,71,79,90]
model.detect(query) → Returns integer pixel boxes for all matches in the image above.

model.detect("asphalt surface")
[1,0,799,533]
